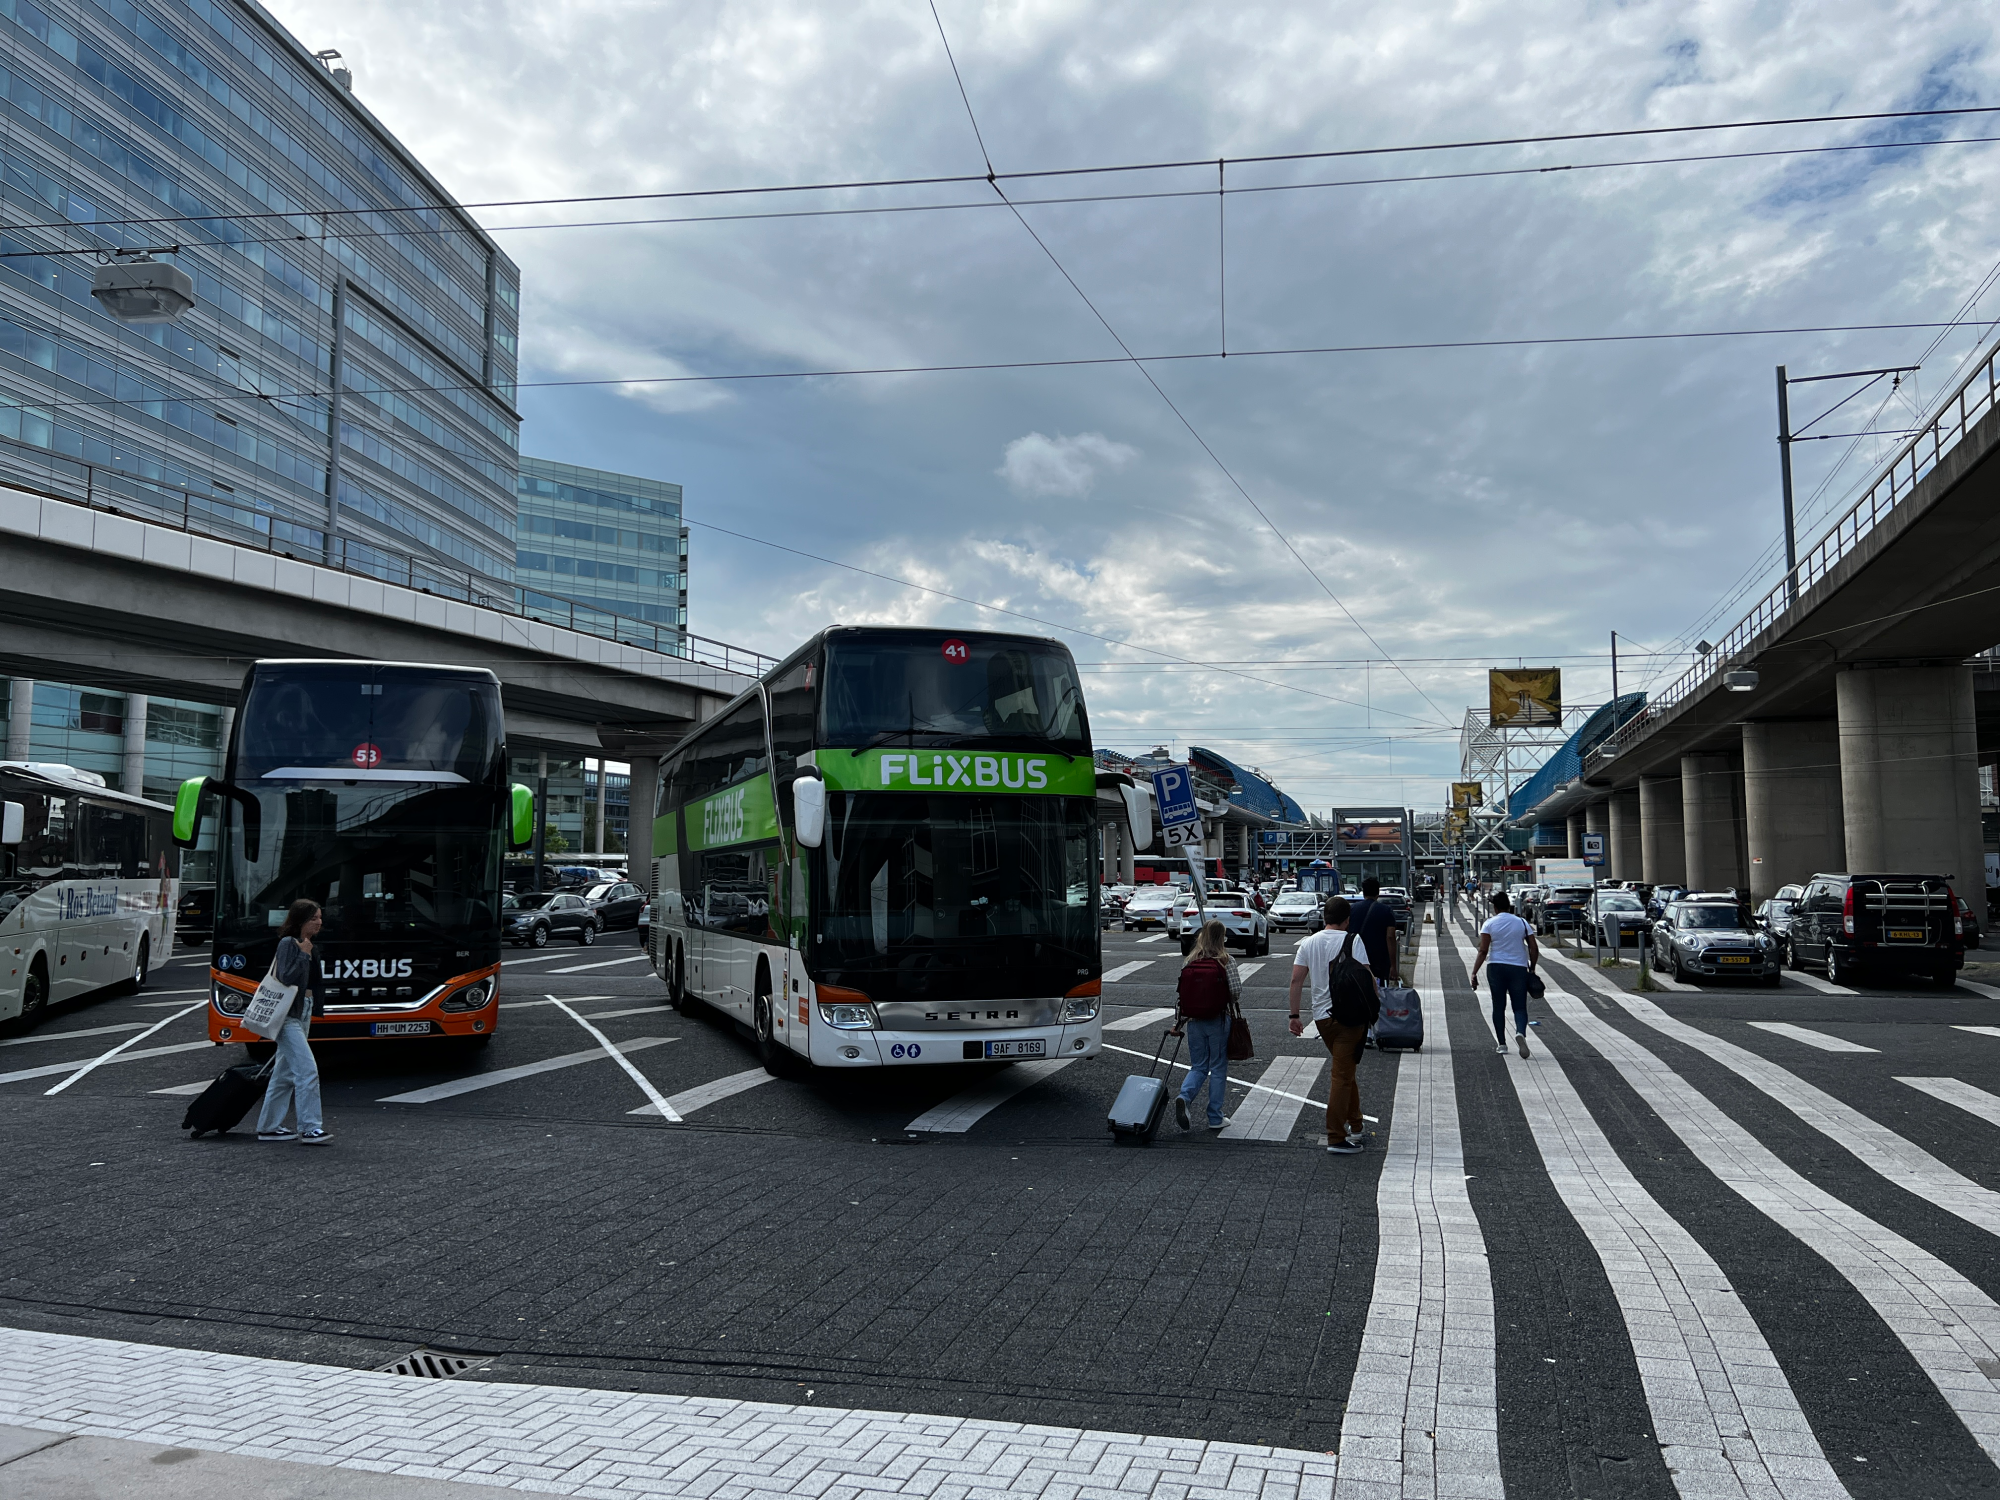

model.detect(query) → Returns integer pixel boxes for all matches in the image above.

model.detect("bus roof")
[0,761,173,813]
[248,659,501,683]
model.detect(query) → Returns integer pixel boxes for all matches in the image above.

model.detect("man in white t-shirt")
[1470,891,1540,1058]
[1288,896,1373,1154]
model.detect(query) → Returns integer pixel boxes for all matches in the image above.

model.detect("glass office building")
[0,0,521,589]
[516,457,687,647]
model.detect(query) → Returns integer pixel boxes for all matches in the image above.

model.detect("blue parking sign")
[1150,766,1199,830]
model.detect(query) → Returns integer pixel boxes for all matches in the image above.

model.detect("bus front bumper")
[811,1019,1102,1067]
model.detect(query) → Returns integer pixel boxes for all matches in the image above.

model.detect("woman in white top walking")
[1469,891,1540,1058]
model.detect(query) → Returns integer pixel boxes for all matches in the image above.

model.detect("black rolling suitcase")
[1373,985,1424,1052]
[1107,1026,1183,1146]
[182,1058,273,1138]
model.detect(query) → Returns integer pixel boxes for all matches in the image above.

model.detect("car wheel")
[1672,950,1687,982]
[578,923,596,946]
[1933,961,1959,988]
[1827,948,1854,986]
[530,924,550,949]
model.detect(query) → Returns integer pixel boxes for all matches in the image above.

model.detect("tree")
[544,827,571,855]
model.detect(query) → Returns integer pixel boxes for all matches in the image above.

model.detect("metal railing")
[0,439,777,679]
[1600,331,2000,761]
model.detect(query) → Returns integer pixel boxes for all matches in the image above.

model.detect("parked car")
[1754,884,1804,964]
[1786,872,1965,985]
[1584,888,1650,947]
[1168,889,1271,955]
[1650,898,1782,984]
[1122,886,1180,930]
[1646,884,1688,919]
[1537,887,1593,934]
[175,885,215,945]
[1380,887,1413,929]
[637,899,651,935]
[1269,889,1323,932]
[505,890,602,947]
[1959,895,1984,950]
[583,879,647,930]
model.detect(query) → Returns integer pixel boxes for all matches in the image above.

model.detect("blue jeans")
[255,1017,322,1135]
[1178,1014,1230,1126]
[1487,963,1529,1044]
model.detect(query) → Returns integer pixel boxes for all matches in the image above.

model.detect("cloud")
[997,432,1140,497]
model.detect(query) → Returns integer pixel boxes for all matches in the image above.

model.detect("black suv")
[1785,873,1966,986]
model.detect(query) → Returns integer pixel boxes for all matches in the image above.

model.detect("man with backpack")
[1348,876,1401,985]
[1288,896,1381,1154]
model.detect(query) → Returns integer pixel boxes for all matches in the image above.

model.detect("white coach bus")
[0,762,176,1024]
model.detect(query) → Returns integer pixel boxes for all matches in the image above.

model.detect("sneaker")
[1327,1138,1365,1154]
[1494,1043,1507,1055]
[1174,1097,1191,1131]
[1517,1034,1531,1059]
[256,1129,296,1143]
[1208,1117,1232,1131]
[296,1130,333,1147]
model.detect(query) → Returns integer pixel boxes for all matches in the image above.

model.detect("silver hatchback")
[1650,900,1781,983]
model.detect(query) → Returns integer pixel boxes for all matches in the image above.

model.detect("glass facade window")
[516,457,688,641]
[506,756,631,854]
[0,0,522,584]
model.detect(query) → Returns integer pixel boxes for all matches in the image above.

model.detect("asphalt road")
[6,910,2000,1497]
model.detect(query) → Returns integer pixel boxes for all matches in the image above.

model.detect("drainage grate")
[376,1349,486,1379]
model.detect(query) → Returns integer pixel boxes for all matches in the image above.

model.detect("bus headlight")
[1062,979,1100,1022]
[815,984,876,1029]
[440,980,493,1012]
[212,982,249,1016]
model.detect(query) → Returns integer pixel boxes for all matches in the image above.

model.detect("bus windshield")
[215,781,502,950]
[815,791,1095,1002]
[237,664,503,783]
[820,633,1087,752]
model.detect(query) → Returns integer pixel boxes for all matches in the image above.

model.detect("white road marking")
[0,1040,213,1087]
[43,1001,207,1096]
[1956,978,2000,999]
[1235,962,1265,982]
[1746,1020,1879,1053]
[1134,933,1167,944]
[572,1004,674,1021]
[1102,1006,1175,1032]
[134,990,210,1001]
[151,1079,215,1096]
[545,954,653,975]
[1443,925,1846,1497]
[1531,946,2000,1465]
[502,948,625,967]
[1954,1025,2000,1040]
[630,1067,777,1118]
[1219,1055,1324,1141]
[0,1022,147,1049]
[1777,965,1852,994]
[1542,950,2000,1241]
[905,1060,1077,1132]
[377,1037,675,1104]
[547,999,682,1121]
[1335,921,1500,1496]
[1898,1077,2000,1128]
[1102,961,1155,983]
[500,996,614,1009]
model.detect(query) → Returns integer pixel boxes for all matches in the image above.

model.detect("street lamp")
[1775,362,1919,604]
[1724,669,1759,692]
[91,250,194,323]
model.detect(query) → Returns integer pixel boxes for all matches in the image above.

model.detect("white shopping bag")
[238,972,297,1039]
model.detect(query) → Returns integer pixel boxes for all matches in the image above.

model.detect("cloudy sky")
[271,0,2000,813]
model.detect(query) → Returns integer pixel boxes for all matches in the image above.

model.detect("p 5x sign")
[1150,766,1200,830]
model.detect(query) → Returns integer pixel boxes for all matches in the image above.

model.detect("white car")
[1122,886,1181,930]
[1167,889,1270,955]
[1269,890,1323,932]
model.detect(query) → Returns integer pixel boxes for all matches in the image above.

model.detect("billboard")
[1451,781,1483,809]
[1489,668,1562,727]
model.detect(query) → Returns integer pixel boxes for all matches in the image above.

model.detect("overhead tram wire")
[3,100,1997,242]
[927,2,1466,732]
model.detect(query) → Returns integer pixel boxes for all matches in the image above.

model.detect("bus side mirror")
[171,778,206,849]
[509,784,535,850]
[1121,782,1149,851]
[0,801,21,845]
[793,776,825,849]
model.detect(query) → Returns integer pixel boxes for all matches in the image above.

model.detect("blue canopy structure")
[1189,746,1308,824]
[1505,693,1648,823]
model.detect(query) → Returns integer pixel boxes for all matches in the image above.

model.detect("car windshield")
[513,893,558,910]
[1599,896,1644,910]
[1675,905,1745,929]
[585,884,616,899]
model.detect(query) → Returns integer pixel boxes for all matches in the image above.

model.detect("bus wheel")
[755,988,800,1078]
[122,936,151,995]
[20,962,47,1025]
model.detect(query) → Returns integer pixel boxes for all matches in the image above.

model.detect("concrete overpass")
[1516,336,2000,900]
[0,485,769,881]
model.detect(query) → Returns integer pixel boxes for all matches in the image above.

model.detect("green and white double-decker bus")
[652,626,1106,1072]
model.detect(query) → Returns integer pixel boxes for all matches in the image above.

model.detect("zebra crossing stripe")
[1103,961,1155,983]
[1334,923,1500,1498]
[1542,950,2000,1241]
[1953,1025,2000,1040]
[1897,1077,2000,1129]
[904,1060,1077,1133]
[1216,1056,1323,1141]
[1745,1021,1878,1053]
[1442,926,1847,1497]
[1524,947,2000,1468]
[1102,1007,1175,1032]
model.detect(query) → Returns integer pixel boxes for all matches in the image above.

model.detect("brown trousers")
[1315,1019,1368,1142]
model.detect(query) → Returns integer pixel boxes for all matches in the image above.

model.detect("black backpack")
[1327,930,1381,1028]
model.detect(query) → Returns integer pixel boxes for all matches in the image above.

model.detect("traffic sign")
[1150,766,1199,831]
[1163,820,1204,849]
[1582,832,1606,867]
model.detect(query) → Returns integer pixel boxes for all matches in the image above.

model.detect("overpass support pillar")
[1609,789,1642,880]
[1683,747,1746,892]
[121,693,147,795]
[1120,828,1136,885]
[1566,812,1584,859]
[1836,665,1984,889]
[628,756,659,895]
[1742,720,1843,901]
[6,677,30,759]
[1585,800,1610,849]
[1640,776,1685,885]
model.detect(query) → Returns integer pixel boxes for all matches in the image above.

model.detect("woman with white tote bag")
[251,899,331,1145]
